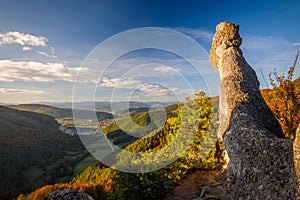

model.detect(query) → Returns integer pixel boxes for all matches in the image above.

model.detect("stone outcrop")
[210,22,298,199]
[209,22,284,138]
[48,190,94,200]
[294,124,300,197]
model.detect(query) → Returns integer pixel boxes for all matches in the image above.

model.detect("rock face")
[210,22,298,199]
[294,124,300,197]
[209,22,284,138]
[48,190,94,200]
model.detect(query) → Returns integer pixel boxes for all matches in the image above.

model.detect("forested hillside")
[19,92,224,200]
[103,103,179,148]
[0,106,85,199]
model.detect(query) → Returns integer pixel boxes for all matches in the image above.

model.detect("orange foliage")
[261,50,300,139]
[18,179,111,200]
[18,183,108,200]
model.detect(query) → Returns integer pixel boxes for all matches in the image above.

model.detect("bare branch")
[288,50,299,80]
[260,68,270,88]
[293,50,299,68]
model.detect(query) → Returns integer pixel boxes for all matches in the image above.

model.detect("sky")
[0,0,299,104]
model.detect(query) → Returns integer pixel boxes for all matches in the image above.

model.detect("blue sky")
[0,0,299,103]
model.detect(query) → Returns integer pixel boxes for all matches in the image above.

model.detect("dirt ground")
[164,170,227,200]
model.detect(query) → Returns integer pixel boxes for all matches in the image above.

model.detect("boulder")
[210,22,297,199]
[47,190,94,200]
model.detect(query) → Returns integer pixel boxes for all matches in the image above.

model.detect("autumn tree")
[261,50,300,139]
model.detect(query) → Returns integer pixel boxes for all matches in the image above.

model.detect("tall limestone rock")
[294,124,300,197]
[210,22,298,199]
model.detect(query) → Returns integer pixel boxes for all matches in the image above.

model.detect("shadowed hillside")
[0,106,85,199]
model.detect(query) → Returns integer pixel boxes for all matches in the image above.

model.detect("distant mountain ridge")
[10,104,113,120]
[39,101,177,112]
[10,101,178,121]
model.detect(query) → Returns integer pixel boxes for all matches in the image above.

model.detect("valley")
[0,101,185,199]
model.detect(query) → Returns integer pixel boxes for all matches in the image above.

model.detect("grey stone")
[294,124,300,197]
[47,190,94,200]
[210,22,297,199]
[209,22,283,138]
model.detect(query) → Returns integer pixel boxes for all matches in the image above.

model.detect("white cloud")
[102,56,214,80]
[37,51,57,58]
[0,60,89,82]
[100,77,141,89]
[99,77,194,98]
[50,46,56,55]
[0,31,48,47]
[292,42,300,46]
[173,27,213,41]
[22,46,31,51]
[139,84,194,97]
[37,46,57,58]
[153,66,180,73]
[0,88,45,94]
[139,84,171,96]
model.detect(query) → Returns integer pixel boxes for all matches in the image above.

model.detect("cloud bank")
[99,77,193,98]
[0,60,88,82]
